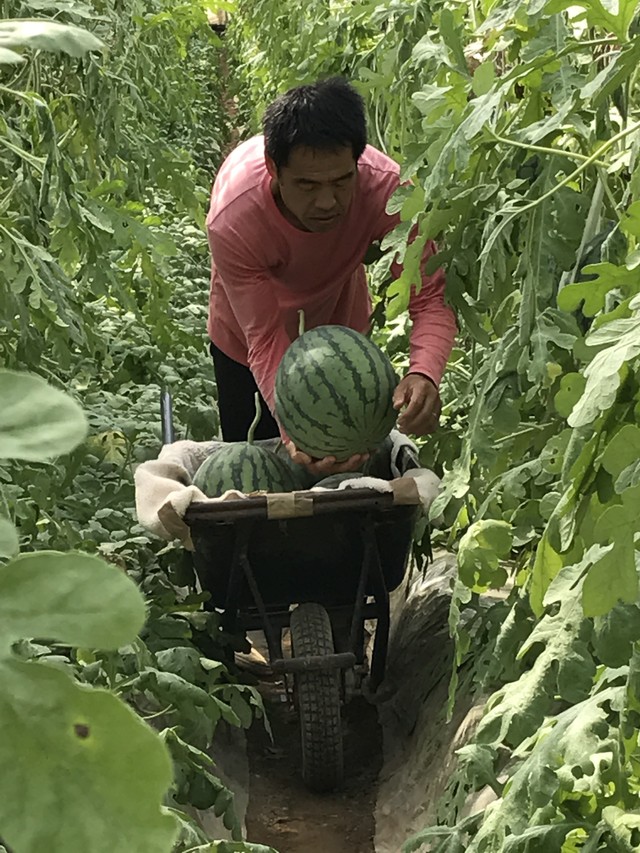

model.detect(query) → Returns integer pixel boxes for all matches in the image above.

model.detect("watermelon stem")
[298,309,305,337]
[247,392,261,444]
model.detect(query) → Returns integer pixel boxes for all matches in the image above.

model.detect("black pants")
[210,342,280,442]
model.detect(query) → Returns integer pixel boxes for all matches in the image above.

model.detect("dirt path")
[245,676,382,853]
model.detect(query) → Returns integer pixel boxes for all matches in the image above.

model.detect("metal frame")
[186,486,403,520]
[212,511,394,691]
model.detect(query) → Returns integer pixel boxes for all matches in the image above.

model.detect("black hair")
[263,77,367,169]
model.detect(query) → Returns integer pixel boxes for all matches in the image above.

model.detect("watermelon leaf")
[0,370,88,461]
[0,517,19,560]
[0,18,105,56]
[0,551,146,652]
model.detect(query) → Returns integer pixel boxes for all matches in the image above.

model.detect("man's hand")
[393,373,441,436]
[285,441,369,477]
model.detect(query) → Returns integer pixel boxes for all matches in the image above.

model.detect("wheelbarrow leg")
[363,515,390,693]
[229,523,283,663]
[347,521,374,664]
[220,521,284,663]
[220,522,251,637]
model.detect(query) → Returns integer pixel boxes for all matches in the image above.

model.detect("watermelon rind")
[192,444,297,497]
[273,443,320,490]
[274,325,398,462]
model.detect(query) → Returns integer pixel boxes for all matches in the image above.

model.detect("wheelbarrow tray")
[185,487,418,611]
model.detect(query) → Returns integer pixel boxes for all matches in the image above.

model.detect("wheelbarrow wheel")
[290,602,343,792]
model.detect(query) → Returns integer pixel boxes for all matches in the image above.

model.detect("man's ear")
[265,155,277,179]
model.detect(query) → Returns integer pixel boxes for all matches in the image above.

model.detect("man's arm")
[392,238,457,381]
[374,199,457,435]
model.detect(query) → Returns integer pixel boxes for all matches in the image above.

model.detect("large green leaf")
[554,373,586,419]
[0,45,24,63]
[530,530,564,615]
[469,688,623,852]
[561,0,639,41]
[594,604,640,667]
[582,491,640,616]
[0,370,88,461]
[621,201,640,237]
[0,518,18,560]
[0,552,146,652]
[569,319,640,427]
[502,824,587,851]
[477,561,596,747]
[23,0,110,20]
[557,263,640,317]
[601,425,640,479]
[0,657,177,853]
[582,534,638,617]
[0,549,173,852]
[601,806,640,850]
[0,19,104,57]
[616,459,640,493]
[458,520,513,591]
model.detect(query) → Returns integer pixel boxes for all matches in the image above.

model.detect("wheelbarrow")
[162,392,425,791]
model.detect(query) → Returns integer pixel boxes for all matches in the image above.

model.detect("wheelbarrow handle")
[160,388,175,445]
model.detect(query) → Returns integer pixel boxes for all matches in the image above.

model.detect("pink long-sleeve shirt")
[206,136,456,410]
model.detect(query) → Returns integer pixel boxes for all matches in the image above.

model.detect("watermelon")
[274,325,398,461]
[314,472,366,489]
[273,441,320,490]
[193,395,297,497]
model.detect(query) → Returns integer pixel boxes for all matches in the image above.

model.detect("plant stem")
[247,392,262,444]
[141,705,174,720]
[498,120,640,224]
[596,165,623,222]
[487,128,609,168]
[565,178,605,288]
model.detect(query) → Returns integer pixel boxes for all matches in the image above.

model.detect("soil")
[245,676,383,853]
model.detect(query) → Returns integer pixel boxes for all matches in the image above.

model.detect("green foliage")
[0,3,267,851]
[0,370,177,853]
[0,659,177,853]
[3,0,639,848]
[0,369,88,460]
[458,520,513,591]
[0,17,105,56]
[0,550,146,649]
[227,0,640,849]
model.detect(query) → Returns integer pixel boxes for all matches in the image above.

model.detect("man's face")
[268,145,357,233]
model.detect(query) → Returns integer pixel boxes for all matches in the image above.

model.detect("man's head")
[263,77,367,233]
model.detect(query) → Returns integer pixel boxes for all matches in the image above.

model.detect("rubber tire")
[290,602,344,792]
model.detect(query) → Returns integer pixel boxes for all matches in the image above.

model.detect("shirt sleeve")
[391,238,457,387]
[373,180,457,388]
[208,218,289,413]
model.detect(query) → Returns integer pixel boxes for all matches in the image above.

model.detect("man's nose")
[315,187,337,210]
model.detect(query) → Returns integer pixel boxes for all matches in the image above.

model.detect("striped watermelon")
[193,396,297,497]
[274,444,320,490]
[274,325,397,461]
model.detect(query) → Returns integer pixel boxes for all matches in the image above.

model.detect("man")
[206,77,457,476]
